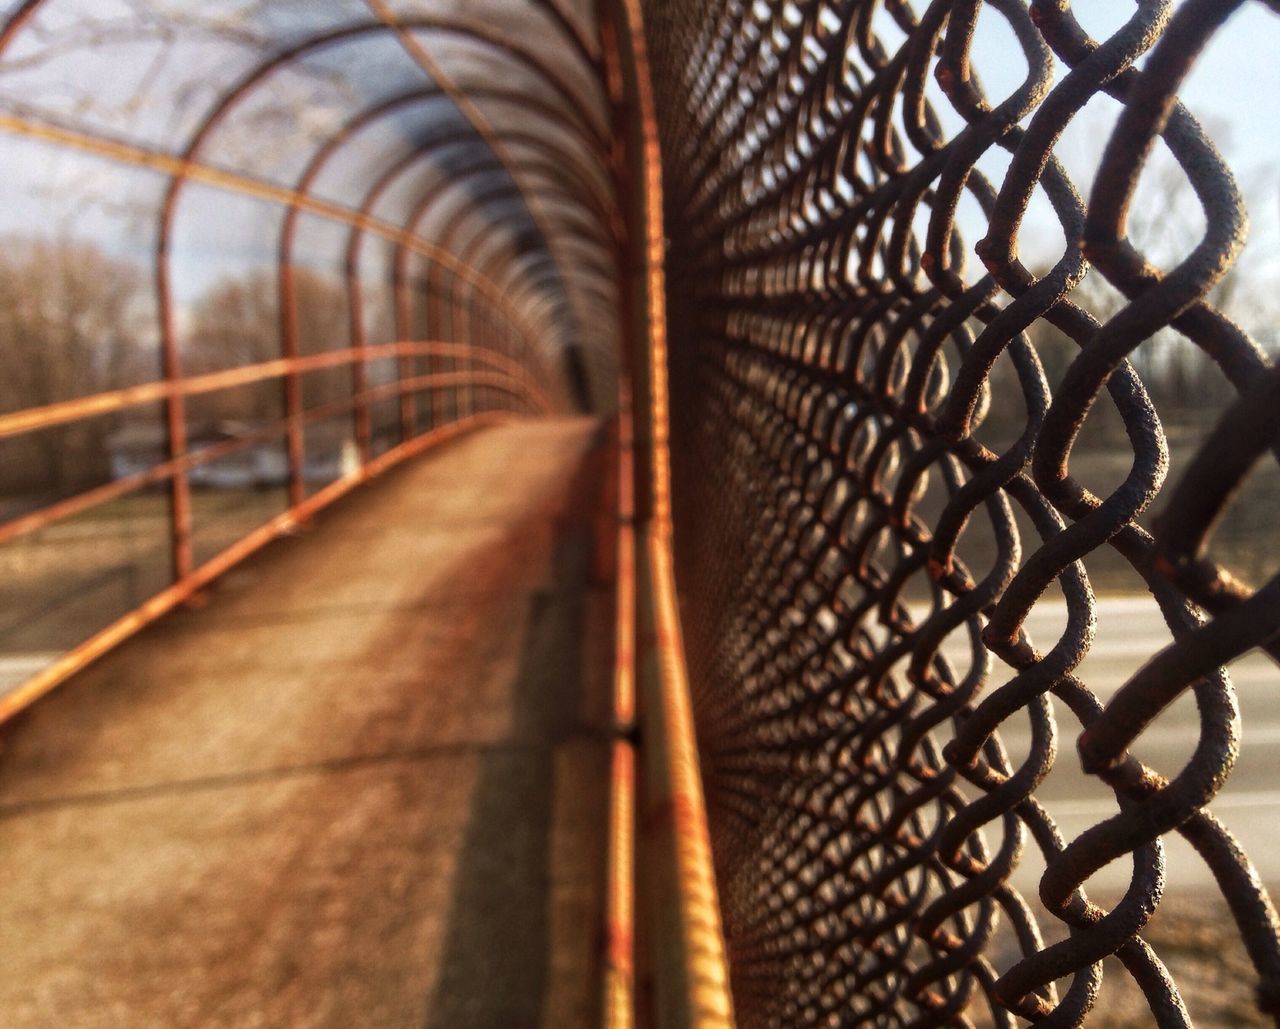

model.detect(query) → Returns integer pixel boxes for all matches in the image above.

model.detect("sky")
[0,0,1275,337]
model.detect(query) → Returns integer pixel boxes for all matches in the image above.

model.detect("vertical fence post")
[277,260,306,508]
[345,240,373,469]
[156,235,194,584]
[393,238,417,444]
[462,287,477,417]
[474,300,487,415]
[423,260,443,430]
[440,266,457,420]
[415,258,433,432]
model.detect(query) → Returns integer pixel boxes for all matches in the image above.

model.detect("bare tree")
[183,267,350,425]
[0,237,147,491]
[1117,142,1279,415]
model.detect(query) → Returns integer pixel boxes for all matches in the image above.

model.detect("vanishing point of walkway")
[0,419,615,1027]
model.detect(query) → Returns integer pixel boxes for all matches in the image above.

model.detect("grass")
[0,488,286,652]
[3,427,1277,655]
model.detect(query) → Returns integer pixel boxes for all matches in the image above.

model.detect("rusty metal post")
[441,265,461,420]
[277,262,307,507]
[392,246,417,445]
[603,0,736,1025]
[424,260,448,426]
[344,234,374,469]
[154,242,194,583]
[460,285,477,417]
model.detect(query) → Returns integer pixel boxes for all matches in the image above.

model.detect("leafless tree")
[183,267,351,425]
[0,237,147,491]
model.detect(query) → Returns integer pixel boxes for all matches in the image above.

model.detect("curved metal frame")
[0,1,620,728]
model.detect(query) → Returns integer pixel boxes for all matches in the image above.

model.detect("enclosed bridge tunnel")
[2,1,1280,1026]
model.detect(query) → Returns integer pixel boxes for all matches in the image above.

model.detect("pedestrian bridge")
[0,420,613,1025]
[2,2,1280,1027]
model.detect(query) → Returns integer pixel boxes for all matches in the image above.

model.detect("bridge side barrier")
[634,0,1280,1025]
[0,3,617,722]
[604,0,737,1024]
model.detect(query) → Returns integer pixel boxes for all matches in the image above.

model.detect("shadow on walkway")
[424,422,612,1028]
[0,419,613,1028]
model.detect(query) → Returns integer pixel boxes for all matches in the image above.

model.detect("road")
[937,595,1280,898]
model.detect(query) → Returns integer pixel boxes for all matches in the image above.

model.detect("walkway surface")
[0,418,615,1028]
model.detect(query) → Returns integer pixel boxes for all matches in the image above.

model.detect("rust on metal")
[609,0,738,1024]
[638,0,1280,1025]
[0,1,616,724]
[604,389,639,1029]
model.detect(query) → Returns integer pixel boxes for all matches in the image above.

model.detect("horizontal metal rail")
[0,411,512,724]
[606,0,737,1023]
[0,367,545,548]
[0,342,546,440]
[0,1,618,727]
[603,390,638,1029]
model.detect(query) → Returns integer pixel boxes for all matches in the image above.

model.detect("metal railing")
[607,0,738,1021]
[7,1,1280,1025]
[639,0,1280,1024]
[0,1,618,720]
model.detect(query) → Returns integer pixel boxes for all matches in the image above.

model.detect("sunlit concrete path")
[0,419,614,1028]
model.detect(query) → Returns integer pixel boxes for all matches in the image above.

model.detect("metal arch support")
[340,149,563,450]
[278,103,614,499]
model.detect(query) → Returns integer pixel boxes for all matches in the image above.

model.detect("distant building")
[105,422,168,483]
[107,420,357,489]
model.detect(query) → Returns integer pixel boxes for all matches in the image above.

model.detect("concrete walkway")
[0,419,614,1028]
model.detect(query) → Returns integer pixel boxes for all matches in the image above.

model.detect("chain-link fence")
[641,0,1280,1023]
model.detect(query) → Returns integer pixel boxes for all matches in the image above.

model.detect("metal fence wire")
[639,0,1280,1024]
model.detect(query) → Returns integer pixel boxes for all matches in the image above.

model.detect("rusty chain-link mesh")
[639,0,1280,1024]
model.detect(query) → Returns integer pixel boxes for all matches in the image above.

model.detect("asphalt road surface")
[939,595,1280,899]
